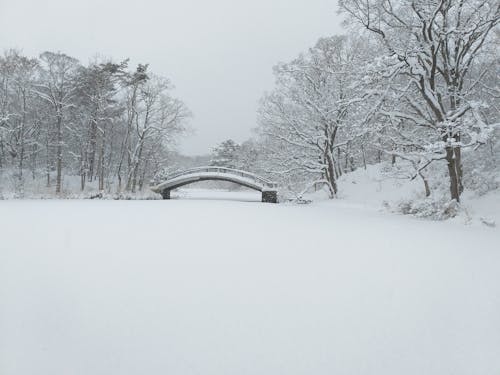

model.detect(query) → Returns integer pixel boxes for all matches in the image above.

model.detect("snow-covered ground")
[1,192,499,375]
[172,187,261,202]
[332,164,500,227]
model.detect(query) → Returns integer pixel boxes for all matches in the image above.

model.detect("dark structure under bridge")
[150,166,278,203]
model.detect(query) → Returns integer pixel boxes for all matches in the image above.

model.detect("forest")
[0,54,190,195]
[1,0,499,216]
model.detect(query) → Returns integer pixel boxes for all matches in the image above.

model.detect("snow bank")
[304,163,500,227]
[0,172,159,200]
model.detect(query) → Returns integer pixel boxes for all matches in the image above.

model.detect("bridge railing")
[154,166,278,189]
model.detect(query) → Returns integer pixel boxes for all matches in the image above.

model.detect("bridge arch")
[150,166,278,203]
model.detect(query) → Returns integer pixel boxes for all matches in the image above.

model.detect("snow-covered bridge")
[151,166,278,202]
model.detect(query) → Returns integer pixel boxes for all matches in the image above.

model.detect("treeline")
[252,0,499,201]
[2,0,499,203]
[0,50,190,195]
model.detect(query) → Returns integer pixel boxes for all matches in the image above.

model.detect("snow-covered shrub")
[394,195,460,220]
[387,161,462,220]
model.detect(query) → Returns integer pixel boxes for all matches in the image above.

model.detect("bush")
[394,195,460,220]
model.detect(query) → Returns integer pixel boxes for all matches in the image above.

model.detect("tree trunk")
[31,143,36,180]
[55,111,63,194]
[98,130,106,191]
[45,124,50,187]
[445,145,462,202]
[107,122,116,192]
[336,148,343,176]
[418,171,431,197]
[361,144,367,170]
[443,119,463,201]
[325,149,337,198]
[130,141,144,193]
[117,113,132,192]
[344,147,349,172]
[81,171,85,191]
[0,138,4,169]
[87,113,98,182]
[80,148,86,191]
[18,92,26,182]
[138,157,149,192]
[423,178,430,197]
[31,118,40,180]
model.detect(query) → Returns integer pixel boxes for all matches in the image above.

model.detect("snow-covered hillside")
[301,163,500,228]
[1,197,499,375]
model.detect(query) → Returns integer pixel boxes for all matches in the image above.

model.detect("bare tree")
[125,76,190,192]
[36,52,79,193]
[76,59,127,191]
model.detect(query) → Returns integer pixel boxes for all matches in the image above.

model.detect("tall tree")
[76,59,127,190]
[125,75,190,192]
[258,36,368,197]
[339,0,500,201]
[36,51,79,193]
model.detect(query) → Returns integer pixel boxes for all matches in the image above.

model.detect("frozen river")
[1,191,499,375]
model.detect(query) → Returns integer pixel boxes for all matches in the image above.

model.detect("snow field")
[1,196,499,375]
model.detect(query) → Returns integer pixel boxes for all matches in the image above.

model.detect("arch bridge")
[150,166,278,203]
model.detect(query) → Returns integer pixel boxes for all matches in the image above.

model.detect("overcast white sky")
[0,0,344,155]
